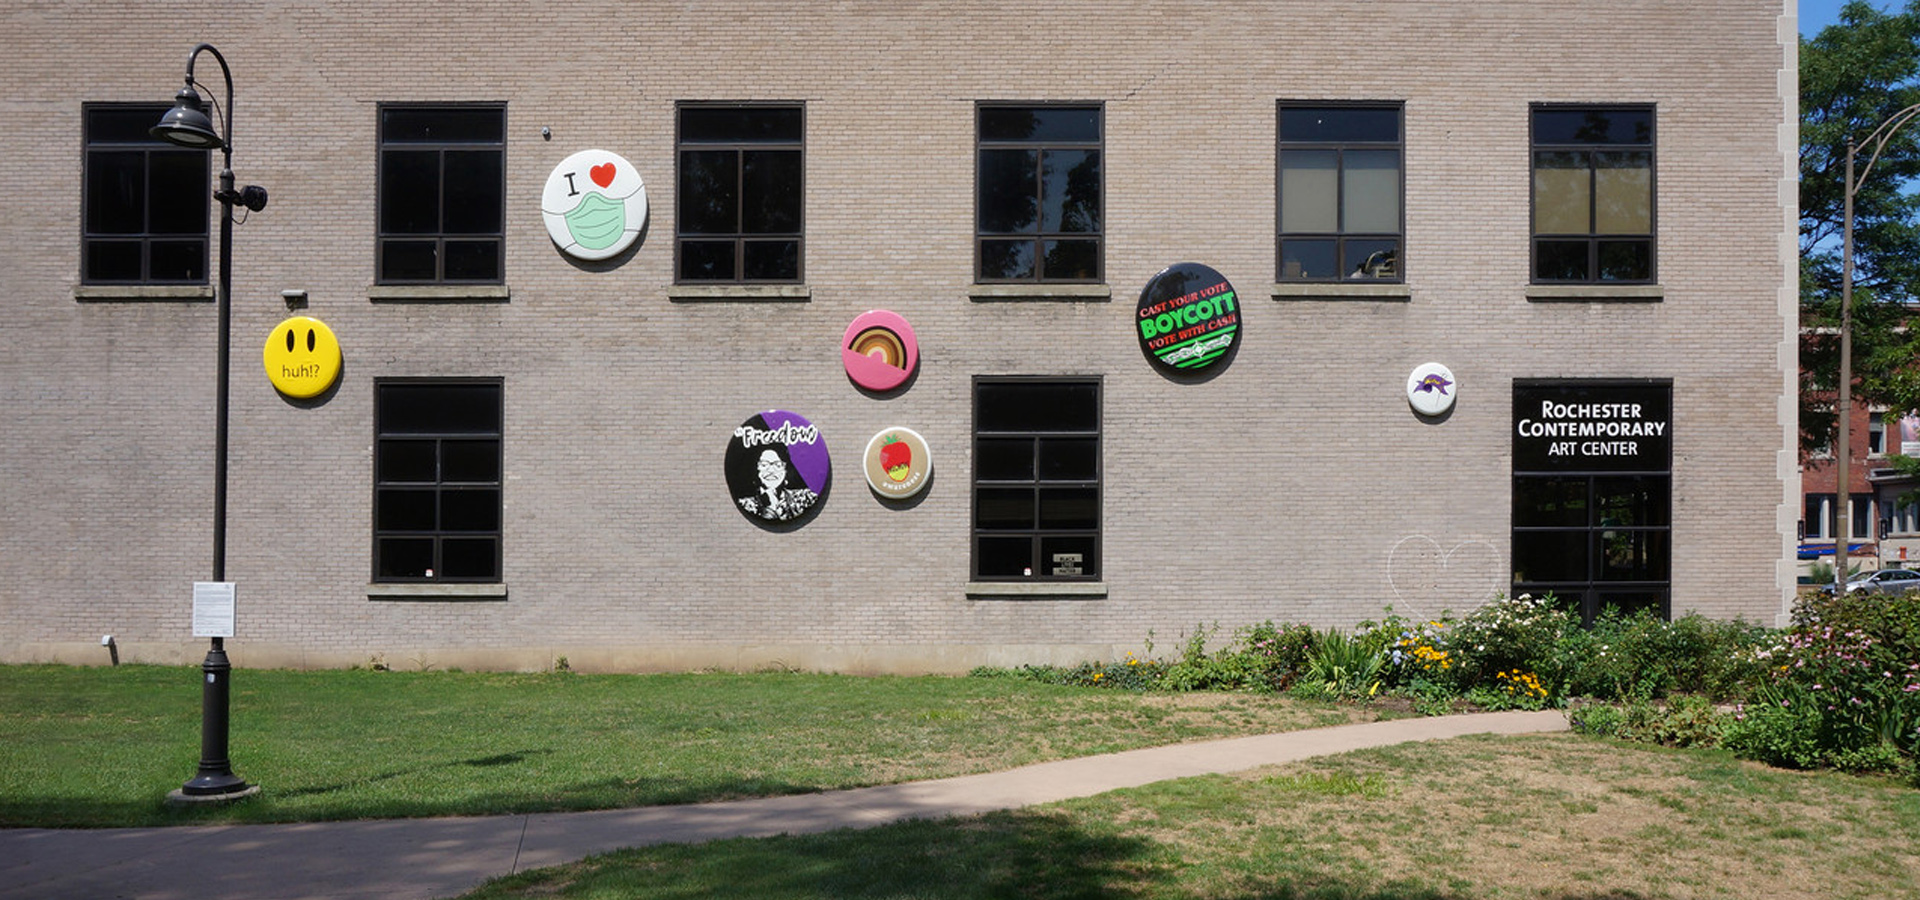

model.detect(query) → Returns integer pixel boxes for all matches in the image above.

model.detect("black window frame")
[372,378,504,583]
[81,102,210,285]
[1530,104,1656,285]
[675,102,806,284]
[971,376,1102,582]
[1276,101,1405,283]
[376,103,507,285]
[974,103,1104,284]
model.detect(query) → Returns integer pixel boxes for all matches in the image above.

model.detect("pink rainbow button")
[841,310,918,392]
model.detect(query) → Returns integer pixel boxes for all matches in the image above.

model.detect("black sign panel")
[1513,380,1672,472]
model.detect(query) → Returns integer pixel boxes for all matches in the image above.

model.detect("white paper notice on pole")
[192,582,235,638]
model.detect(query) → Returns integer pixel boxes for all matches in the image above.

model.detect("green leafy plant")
[1293,628,1384,701]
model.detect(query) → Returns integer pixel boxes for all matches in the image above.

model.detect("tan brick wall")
[0,1,1798,672]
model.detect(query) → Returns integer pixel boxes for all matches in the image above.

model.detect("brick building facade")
[0,1,1800,672]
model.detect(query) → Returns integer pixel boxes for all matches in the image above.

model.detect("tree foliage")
[1801,1,1920,454]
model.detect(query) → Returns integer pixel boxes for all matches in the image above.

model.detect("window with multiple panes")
[1808,493,1876,540]
[976,105,1102,283]
[1870,411,1888,456]
[676,104,804,282]
[972,377,1101,580]
[374,380,503,582]
[377,105,506,284]
[1531,105,1655,283]
[82,104,209,284]
[1277,103,1403,281]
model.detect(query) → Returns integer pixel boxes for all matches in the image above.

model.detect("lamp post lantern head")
[150,85,223,150]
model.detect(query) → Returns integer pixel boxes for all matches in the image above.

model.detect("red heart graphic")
[590,163,616,188]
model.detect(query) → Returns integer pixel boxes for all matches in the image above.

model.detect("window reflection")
[976,105,1102,282]
[1531,105,1655,284]
[1277,104,1403,282]
[676,104,804,282]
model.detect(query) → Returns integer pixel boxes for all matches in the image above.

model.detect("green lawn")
[0,664,1372,828]
[11,664,1916,899]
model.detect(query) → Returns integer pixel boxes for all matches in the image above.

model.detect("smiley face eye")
[307,329,316,352]
[285,328,295,352]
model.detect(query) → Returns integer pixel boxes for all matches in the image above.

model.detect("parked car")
[1844,568,1920,595]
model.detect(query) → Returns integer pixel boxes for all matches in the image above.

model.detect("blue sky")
[1801,0,1898,37]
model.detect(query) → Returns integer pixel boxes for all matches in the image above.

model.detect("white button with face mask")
[542,149,648,261]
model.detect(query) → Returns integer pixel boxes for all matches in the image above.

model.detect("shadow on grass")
[469,808,1669,900]
[473,808,1172,899]
[270,749,559,800]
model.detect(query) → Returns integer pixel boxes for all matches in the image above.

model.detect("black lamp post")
[152,42,267,801]
[1833,102,1920,597]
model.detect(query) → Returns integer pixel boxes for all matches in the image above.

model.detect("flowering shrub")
[1459,668,1552,711]
[1720,590,1920,776]
[1386,620,1454,679]
[1240,620,1317,691]
[1437,593,1578,700]
[1723,622,1920,772]
[970,588,1916,782]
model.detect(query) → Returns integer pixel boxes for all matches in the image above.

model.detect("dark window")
[1277,104,1402,282]
[1805,494,1834,540]
[82,104,209,284]
[1531,106,1654,283]
[374,380,502,582]
[377,105,506,284]
[1512,381,1671,623]
[976,105,1102,283]
[1802,492,1871,540]
[973,377,1100,580]
[677,104,803,282]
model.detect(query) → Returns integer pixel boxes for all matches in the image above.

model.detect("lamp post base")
[178,639,253,800]
[165,784,260,806]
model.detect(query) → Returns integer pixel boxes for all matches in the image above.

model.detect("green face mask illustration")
[563,191,626,251]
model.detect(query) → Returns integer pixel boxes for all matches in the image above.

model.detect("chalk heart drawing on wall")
[1386,536,1501,614]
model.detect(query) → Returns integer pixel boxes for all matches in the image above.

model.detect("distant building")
[0,1,1801,672]
[1799,401,1920,573]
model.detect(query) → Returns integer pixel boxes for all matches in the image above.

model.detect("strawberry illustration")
[879,434,912,482]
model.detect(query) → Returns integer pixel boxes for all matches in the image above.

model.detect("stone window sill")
[1526,284,1664,303]
[668,284,811,303]
[965,581,1108,599]
[1270,282,1411,302]
[369,285,512,303]
[969,284,1112,302]
[74,284,214,302]
[367,583,509,601]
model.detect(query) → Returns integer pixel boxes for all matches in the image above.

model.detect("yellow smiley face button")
[263,316,342,399]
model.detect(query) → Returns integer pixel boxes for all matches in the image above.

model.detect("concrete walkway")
[0,710,1567,900]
